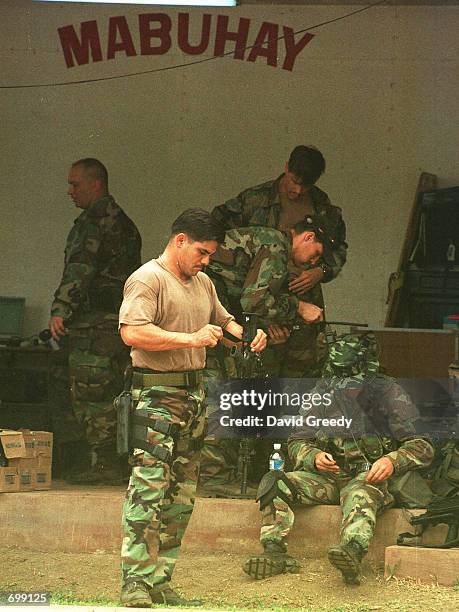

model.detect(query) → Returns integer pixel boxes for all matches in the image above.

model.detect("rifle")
[228,312,263,495]
[397,496,459,548]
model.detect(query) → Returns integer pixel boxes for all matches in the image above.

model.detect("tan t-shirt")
[119,258,234,371]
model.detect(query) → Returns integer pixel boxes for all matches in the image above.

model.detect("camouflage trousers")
[48,340,85,444]
[200,438,239,486]
[261,470,394,553]
[68,322,129,450]
[121,383,206,589]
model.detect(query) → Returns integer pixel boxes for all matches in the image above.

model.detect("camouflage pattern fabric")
[211,176,346,377]
[289,376,434,473]
[258,334,434,552]
[260,469,392,552]
[201,228,324,490]
[68,319,129,449]
[199,438,239,486]
[121,383,206,589]
[206,226,299,327]
[48,338,85,444]
[210,176,347,282]
[262,323,326,379]
[199,357,239,487]
[51,195,141,451]
[322,333,380,383]
[206,226,326,378]
[51,195,141,320]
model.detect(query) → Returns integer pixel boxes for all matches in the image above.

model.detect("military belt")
[132,368,204,388]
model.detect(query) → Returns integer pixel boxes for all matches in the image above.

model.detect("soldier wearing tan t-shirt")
[119,208,266,608]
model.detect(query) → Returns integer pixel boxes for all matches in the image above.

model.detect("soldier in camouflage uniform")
[200,219,329,494]
[243,333,434,585]
[118,209,266,607]
[49,158,141,484]
[211,144,347,378]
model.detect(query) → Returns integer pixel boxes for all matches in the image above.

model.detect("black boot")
[327,540,365,585]
[150,586,203,606]
[243,540,300,580]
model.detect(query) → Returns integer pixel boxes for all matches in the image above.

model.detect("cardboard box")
[33,431,53,458]
[8,457,35,469]
[8,455,51,470]
[0,430,53,491]
[0,467,20,492]
[19,468,34,492]
[20,430,35,458]
[0,429,26,459]
[33,465,52,490]
[20,430,53,459]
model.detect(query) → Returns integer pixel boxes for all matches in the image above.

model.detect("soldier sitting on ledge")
[243,333,434,585]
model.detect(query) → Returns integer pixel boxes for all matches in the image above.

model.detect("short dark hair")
[292,216,335,249]
[72,158,108,188]
[171,208,226,243]
[288,145,325,186]
[292,217,324,243]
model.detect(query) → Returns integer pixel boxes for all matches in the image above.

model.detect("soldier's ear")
[175,233,187,248]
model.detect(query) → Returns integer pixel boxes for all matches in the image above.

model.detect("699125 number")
[0,592,50,605]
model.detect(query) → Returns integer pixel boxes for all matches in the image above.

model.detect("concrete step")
[385,545,459,586]
[0,481,447,565]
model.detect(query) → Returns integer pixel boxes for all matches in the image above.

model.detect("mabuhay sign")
[57,13,315,72]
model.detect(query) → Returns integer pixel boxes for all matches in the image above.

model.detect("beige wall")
[1,1,458,335]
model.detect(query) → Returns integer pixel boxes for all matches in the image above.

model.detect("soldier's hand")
[267,324,291,345]
[49,316,66,340]
[191,324,223,348]
[314,451,340,474]
[365,457,394,483]
[250,328,267,353]
[297,301,323,323]
[289,268,324,294]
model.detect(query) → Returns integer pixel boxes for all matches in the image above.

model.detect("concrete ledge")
[0,482,447,565]
[385,545,459,586]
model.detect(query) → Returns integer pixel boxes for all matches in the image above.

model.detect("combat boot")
[242,540,300,580]
[149,586,203,606]
[327,540,364,585]
[120,580,151,608]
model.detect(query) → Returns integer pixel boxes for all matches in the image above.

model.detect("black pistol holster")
[114,391,180,465]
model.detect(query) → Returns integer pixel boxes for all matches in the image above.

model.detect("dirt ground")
[1,546,458,611]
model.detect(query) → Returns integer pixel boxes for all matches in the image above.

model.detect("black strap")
[132,414,179,437]
[131,439,172,464]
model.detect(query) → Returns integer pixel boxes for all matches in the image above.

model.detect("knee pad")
[256,470,297,511]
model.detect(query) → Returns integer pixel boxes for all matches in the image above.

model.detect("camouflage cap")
[322,332,380,384]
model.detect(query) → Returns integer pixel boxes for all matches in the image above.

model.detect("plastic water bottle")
[269,443,285,471]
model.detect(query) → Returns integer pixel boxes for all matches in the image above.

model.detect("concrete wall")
[1,1,458,335]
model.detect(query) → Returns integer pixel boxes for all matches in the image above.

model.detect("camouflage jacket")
[205,226,298,327]
[288,375,434,476]
[211,176,347,282]
[51,195,141,322]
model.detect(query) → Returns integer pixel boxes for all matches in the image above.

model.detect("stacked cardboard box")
[0,429,53,492]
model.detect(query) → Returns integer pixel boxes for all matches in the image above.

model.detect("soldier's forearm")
[386,438,434,474]
[288,439,323,471]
